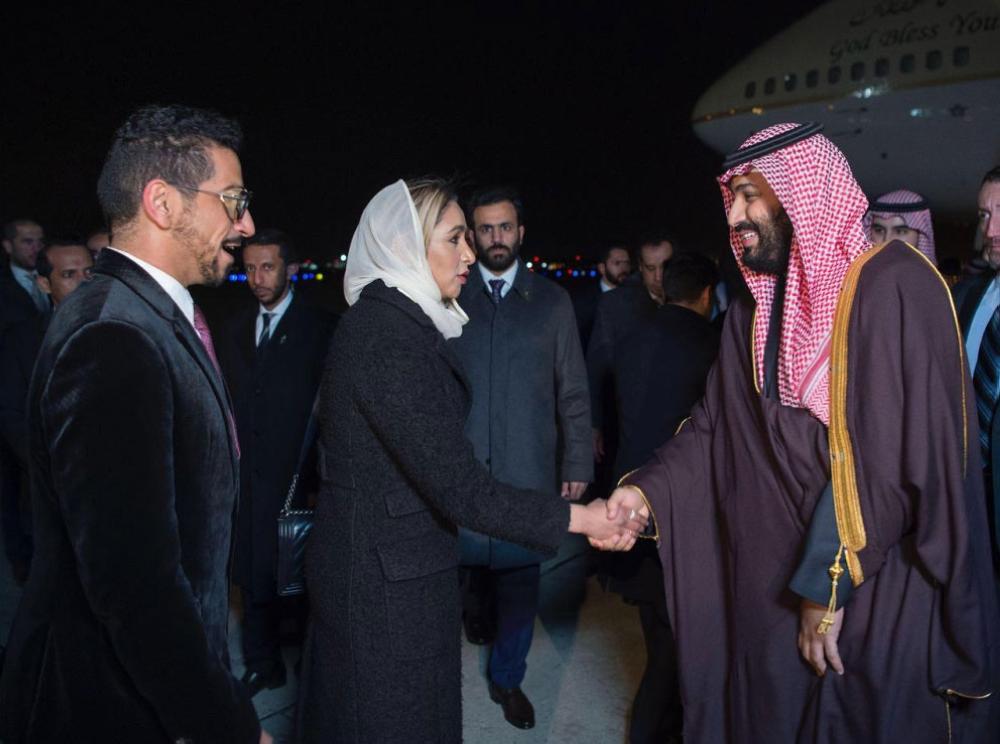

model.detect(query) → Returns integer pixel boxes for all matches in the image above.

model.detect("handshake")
[569,486,652,552]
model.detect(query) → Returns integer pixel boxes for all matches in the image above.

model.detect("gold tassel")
[817,544,845,635]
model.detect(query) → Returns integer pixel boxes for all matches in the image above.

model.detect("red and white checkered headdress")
[864,189,936,264]
[719,123,870,425]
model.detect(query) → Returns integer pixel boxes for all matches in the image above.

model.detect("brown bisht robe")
[624,241,999,743]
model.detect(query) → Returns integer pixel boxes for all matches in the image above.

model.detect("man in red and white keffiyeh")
[719,122,870,426]
[604,123,999,743]
[863,189,937,265]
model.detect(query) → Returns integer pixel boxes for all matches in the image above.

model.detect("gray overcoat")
[450,261,593,567]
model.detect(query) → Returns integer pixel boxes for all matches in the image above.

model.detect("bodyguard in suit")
[450,186,592,730]
[604,253,721,744]
[954,164,1000,571]
[0,219,47,335]
[0,240,93,584]
[571,243,631,350]
[217,228,335,696]
[0,104,270,743]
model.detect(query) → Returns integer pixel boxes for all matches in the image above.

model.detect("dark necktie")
[488,279,505,304]
[258,312,274,347]
[974,305,1000,469]
[193,305,241,458]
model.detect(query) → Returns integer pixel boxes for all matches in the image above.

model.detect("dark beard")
[739,209,793,275]
[478,240,519,273]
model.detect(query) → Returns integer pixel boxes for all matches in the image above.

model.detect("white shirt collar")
[599,277,615,293]
[256,287,294,343]
[478,261,519,298]
[106,246,195,327]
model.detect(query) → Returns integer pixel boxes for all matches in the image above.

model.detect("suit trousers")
[629,596,683,744]
[464,564,541,689]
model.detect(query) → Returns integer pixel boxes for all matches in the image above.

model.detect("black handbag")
[276,396,320,597]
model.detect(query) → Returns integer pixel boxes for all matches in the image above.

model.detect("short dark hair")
[662,252,719,304]
[600,243,630,264]
[467,185,525,227]
[36,239,90,279]
[245,228,298,265]
[3,219,40,243]
[97,104,243,230]
[637,230,678,250]
[983,166,1000,186]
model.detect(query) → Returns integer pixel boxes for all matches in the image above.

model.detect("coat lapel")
[958,274,993,342]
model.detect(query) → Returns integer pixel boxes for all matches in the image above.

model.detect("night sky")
[1,2,822,265]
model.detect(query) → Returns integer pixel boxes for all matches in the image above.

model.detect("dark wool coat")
[297,280,569,744]
[0,249,259,743]
[217,293,335,599]
[449,263,592,567]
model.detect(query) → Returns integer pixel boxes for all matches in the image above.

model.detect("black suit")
[953,273,1000,567]
[0,271,46,576]
[0,312,47,572]
[217,292,335,673]
[0,250,259,743]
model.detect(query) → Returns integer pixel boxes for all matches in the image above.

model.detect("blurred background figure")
[573,243,632,350]
[0,219,47,334]
[86,228,110,256]
[864,189,937,265]
[217,228,336,698]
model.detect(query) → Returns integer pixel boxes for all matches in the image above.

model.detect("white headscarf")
[344,179,469,339]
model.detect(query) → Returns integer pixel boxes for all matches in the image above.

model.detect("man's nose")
[987,213,1000,239]
[236,209,255,237]
[727,198,745,228]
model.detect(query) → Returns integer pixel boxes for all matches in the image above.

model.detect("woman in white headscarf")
[297,178,646,744]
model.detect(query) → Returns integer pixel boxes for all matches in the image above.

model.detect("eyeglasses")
[172,184,252,222]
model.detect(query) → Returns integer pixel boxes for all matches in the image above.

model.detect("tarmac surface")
[0,534,646,743]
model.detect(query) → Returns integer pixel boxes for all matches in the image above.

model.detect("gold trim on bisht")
[616,470,660,544]
[820,241,970,634]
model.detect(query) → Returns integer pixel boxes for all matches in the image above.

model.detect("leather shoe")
[489,681,535,729]
[463,614,495,645]
[241,664,287,697]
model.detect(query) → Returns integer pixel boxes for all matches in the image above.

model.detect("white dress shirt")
[478,262,519,299]
[11,264,47,310]
[106,247,195,328]
[256,288,294,345]
[966,275,1000,375]
[599,278,615,293]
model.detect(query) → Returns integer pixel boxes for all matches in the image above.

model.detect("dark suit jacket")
[586,283,662,430]
[953,272,1000,563]
[0,312,48,463]
[217,292,335,598]
[0,270,44,336]
[449,263,592,568]
[569,279,604,351]
[0,249,259,743]
[300,280,569,743]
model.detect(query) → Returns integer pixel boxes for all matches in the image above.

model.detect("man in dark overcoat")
[450,186,592,730]
[0,104,267,743]
[217,228,335,695]
[953,164,1000,572]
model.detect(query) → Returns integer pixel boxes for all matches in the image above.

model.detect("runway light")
[526,261,534,268]
[340,254,347,262]
[541,262,548,268]
[590,270,597,278]
[316,273,324,281]
[555,270,563,278]
[291,275,299,281]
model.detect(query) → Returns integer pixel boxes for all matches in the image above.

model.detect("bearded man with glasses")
[0,104,271,744]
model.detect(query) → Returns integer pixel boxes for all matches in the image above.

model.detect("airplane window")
[764,77,776,95]
[875,58,890,77]
[784,73,797,92]
[851,61,865,81]
[806,69,819,88]
[828,66,842,84]
[745,81,757,99]
[954,46,970,67]
[926,50,942,70]
[901,54,915,73]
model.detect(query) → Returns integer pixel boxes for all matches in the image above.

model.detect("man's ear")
[37,275,52,296]
[140,179,179,230]
[699,285,713,317]
[518,224,525,245]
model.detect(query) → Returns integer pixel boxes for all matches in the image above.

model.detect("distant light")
[572,270,579,277]
[291,274,299,281]
[239,274,247,282]
[589,270,597,278]
[574,255,582,262]
[340,254,347,262]
[909,107,932,118]
[751,106,764,115]
[525,261,533,268]
[316,273,324,281]
[541,262,548,268]
[533,256,540,263]
[555,270,563,278]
